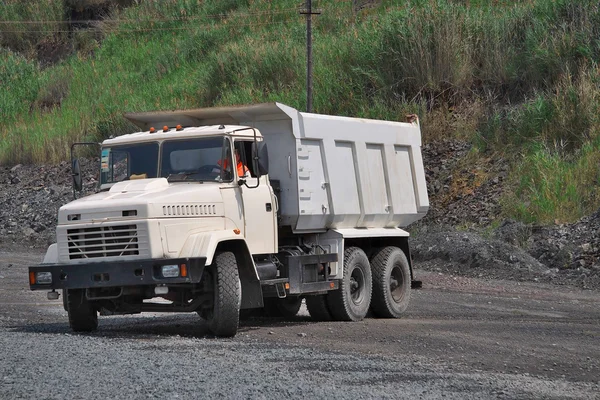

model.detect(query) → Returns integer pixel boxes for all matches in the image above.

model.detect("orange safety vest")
[219,158,248,177]
[236,161,248,177]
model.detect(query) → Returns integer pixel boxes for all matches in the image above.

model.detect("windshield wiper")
[166,172,206,182]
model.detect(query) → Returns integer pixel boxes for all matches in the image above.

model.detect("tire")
[327,247,372,321]
[370,246,411,318]
[306,295,332,321]
[201,251,241,337]
[67,289,98,332]
[62,289,68,311]
[263,296,302,318]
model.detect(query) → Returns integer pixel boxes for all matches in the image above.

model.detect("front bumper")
[29,257,206,291]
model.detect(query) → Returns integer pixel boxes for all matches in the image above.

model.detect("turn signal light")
[330,282,335,288]
[233,228,240,235]
[180,263,188,277]
[285,283,290,290]
[29,271,35,285]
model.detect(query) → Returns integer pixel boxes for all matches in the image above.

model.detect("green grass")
[1,0,600,224]
[504,141,600,224]
[0,0,66,57]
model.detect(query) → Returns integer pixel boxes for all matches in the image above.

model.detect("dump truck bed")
[125,102,429,233]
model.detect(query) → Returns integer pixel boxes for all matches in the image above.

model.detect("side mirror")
[252,142,269,177]
[72,159,82,192]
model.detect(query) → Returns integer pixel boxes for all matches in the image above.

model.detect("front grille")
[67,224,139,259]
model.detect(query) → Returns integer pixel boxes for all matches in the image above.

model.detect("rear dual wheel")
[370,246,411,318]
[306,294,332,321]
[307,246,411,322]
[326,247,372,322]
[263,296,303,318]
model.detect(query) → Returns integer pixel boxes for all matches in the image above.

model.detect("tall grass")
[499,64,600,223]
[1,0,600,223]
[0,0,66,58]
[504,141,600,224]
[0,49,41,123]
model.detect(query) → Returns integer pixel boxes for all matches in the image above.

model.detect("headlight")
[161,265,180,278]
[36,272,53,285]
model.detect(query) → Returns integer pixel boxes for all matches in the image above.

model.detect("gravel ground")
[2,247,599,399]
[1,327,596,400]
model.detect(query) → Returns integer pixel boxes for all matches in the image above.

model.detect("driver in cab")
[217,148,249,178]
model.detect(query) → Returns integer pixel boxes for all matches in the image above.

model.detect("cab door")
[235,141,277,255]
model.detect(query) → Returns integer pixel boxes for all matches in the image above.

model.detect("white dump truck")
[29,103,429,337]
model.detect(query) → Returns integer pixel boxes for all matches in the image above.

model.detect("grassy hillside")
[1,0,599,224]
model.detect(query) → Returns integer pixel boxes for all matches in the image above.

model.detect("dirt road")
[1,246,599,399]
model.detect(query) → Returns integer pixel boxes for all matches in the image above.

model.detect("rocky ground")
[412,139,600,290]
[0,158,98,246]
[0,142,598,289]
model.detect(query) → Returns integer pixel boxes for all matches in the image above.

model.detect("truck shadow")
[8,313,316,339]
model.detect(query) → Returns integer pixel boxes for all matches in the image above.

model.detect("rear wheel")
[263,296,302,318]
[370,246,411,318]
[327,247,372,321]
[200,251,241,337]
[67,289,98,332]
[306,295,332,321]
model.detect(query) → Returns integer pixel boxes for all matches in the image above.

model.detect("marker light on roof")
[149,127,156,133]
[176,125,183,131]
[163,126,169,132]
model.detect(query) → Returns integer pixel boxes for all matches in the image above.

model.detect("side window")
[111,151,129,182]
[235,141,256,178]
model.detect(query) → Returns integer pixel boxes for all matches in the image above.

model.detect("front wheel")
[67,289,98,332]
[327,247,372,321]
[200,251,241,337]
[370,247,411,318]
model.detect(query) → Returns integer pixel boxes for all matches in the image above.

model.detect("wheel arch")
[178,232,263,309]
[214,239,263,310]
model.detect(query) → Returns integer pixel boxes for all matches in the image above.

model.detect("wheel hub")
[350,267,365,305]
[390,265,404,302]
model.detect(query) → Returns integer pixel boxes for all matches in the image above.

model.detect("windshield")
[160,137,232,182]
[100,143,159,184]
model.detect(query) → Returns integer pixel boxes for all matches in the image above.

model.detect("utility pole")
[300,1,320,113]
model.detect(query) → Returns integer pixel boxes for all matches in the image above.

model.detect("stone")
[581,243,591,252]
[22,228,36,237]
